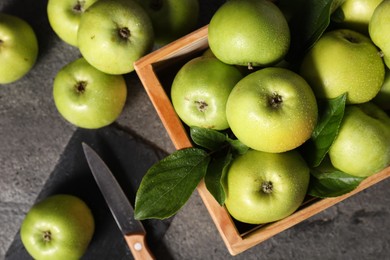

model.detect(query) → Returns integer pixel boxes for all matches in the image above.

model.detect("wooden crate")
[134,25,390,255]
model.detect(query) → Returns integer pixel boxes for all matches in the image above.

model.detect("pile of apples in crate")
[134,0,390,226]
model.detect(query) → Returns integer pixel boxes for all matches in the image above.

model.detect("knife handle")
[124,233,155,260]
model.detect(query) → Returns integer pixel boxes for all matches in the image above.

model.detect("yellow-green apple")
[329,102,390,177]
[136,0,199,45]
[369,0,390,69]
[300,29,385,104]
[208,0,290,68]
[223,149,310,224]
[226,67,318,153]
[332,0,383,34]
[53,57,127,129]
[20,194,95,260]
[0,13,38,84]
[77,0,154,74]
[171,56,243,130]
[47,0,98,46]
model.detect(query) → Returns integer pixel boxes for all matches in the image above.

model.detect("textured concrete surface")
[1,0,389,259]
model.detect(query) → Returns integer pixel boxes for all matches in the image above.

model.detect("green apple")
[332,0,383,34]
[208,0,290,68]
[369,0,390,69]
[136,0,199,45]
[226,67,318,153]
[300,29,385,104]
[47,0,98,46]
[0,13,38,84]
[77,0,154,75]
[329,102,390,177]
[20,194,95,260]
[171,56,243,130]
[373,68,390,110]
[53,57,127,129]
[223,149,310,224]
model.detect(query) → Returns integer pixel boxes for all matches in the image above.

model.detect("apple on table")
[52,58,127,129]
[47,0,99,46]
[0,13,38,84]
[20,194,95,260]
[77,0,154,75]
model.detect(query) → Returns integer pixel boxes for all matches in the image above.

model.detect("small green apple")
[223,149,310,224]
[77,0,154,75]
[0,13,38,84]
[136,0,199,45]
[332,0,383,34]
[53,57,127,129]
[171,56,243,130]
[208,0,290,68]
[47,0,99,46]
[329,102,390,177]
[300,29,385,104]
[373,68,390,110]
[369,0,390,69]
[226,67,318,153]
[20,194,95,260]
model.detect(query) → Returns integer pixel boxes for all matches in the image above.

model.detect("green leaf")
[134,148,210,220]
[204,149,233,205]
[308,157,365,198]
[190,126,227,151]
[226,137,249,155]
[281,0,342,62]
[303,93,346,167]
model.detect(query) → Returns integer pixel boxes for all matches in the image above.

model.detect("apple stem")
[73,0,85,13]
[43,230,52,242]
[261,181,273,194]
[247,63,254,70]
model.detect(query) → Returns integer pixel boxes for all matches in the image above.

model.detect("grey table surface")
[1,0,389,259]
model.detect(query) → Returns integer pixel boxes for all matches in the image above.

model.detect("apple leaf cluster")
[135,127,248,220]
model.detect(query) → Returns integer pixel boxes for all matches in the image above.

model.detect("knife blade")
[82,142,154,260]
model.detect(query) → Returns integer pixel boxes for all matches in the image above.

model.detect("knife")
[82,142,154,260]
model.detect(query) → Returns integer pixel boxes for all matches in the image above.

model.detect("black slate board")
[5,125,174,259]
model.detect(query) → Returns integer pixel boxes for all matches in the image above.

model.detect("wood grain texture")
[124,234,154,260]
